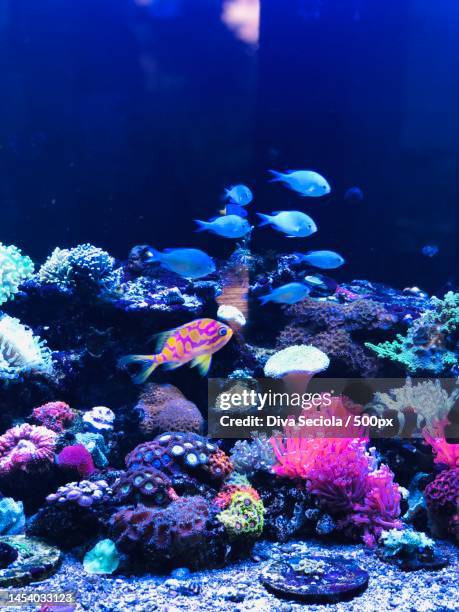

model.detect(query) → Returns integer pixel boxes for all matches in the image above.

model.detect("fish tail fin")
[145,247,161,263]
[259,293,271,305]
[118,354,159,384]
[194,219,210,232]
[257,213,272,227]
[268,170,285,182]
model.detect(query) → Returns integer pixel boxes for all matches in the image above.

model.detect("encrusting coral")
[277,298,395,376]
[135,383,203,436]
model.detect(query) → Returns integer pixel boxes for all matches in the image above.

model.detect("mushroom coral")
[264,345,329,395]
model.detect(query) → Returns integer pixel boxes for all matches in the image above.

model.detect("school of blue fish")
[147,169,345,305]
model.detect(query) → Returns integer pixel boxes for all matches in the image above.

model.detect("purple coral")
[46,479,111,507]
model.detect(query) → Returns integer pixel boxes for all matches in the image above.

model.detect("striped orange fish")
[118,318,233,383]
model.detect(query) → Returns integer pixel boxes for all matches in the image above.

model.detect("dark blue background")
[1,0,458,291]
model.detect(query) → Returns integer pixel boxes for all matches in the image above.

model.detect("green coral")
[217,491,264,538]
[0,498,25,535]
[366,292,459,374]
[38,244,116,292]
[0,243,34,305]
[83,539,120,575]
[379,528,434,558]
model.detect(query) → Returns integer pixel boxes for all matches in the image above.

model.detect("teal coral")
[83,539,120,575]
[76,432,109,468]
[366,292,459,374]
[38,244,116,292]
[217,490,264,538]
[0,243,34,306]
[0,314,53,382]
[0,498,25,535]
[379,528,434,558]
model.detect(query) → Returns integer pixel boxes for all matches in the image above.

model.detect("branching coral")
[270,436,402,545]
[366,292,459,374]
[38,244,116,292]
[0,315,53,382]
[0,424,57,474]
[32,401,76,433]
[372,378,459,435]
[0,243,34,306]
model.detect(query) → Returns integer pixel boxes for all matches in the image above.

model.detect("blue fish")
[195,215,251,238]
[224,184,253,206]
[219,203,248,218]
[344,186,364,202]
[421,244,439,258]
[257,211,317,237]
[294,250,345,269]
[259,282,310,305]
[146,247,215,279]
[269,170,331,197]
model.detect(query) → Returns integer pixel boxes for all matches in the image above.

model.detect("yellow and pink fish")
[118,318,233,383]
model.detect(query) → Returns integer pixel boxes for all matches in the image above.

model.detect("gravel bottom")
[6,539,458,612]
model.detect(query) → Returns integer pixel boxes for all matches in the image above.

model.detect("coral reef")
[366,292,459,374]
[0,243,34,306]
[0,535,61,586]
[0,315,53,382]
[0,424,57,474]
[32,401,76,432]
[110,496,225,571]
[135,383,203,436]
[270,436,402,546]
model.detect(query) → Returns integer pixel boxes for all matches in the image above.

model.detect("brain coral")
[0,243,34,306]
[0,315,53,382]
[0,424,57,474]
[135,383,203,436]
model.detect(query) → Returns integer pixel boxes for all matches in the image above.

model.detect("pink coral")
[0,423,57,474]
[32,401,76,433]
[270,434,402,545]
[56,444,95,478]
[424,467,459,541]
[423,423,459,468]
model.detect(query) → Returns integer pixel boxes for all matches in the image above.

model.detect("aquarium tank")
[0,0,457,609]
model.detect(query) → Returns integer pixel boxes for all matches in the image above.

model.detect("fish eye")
[218,327,227,336]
